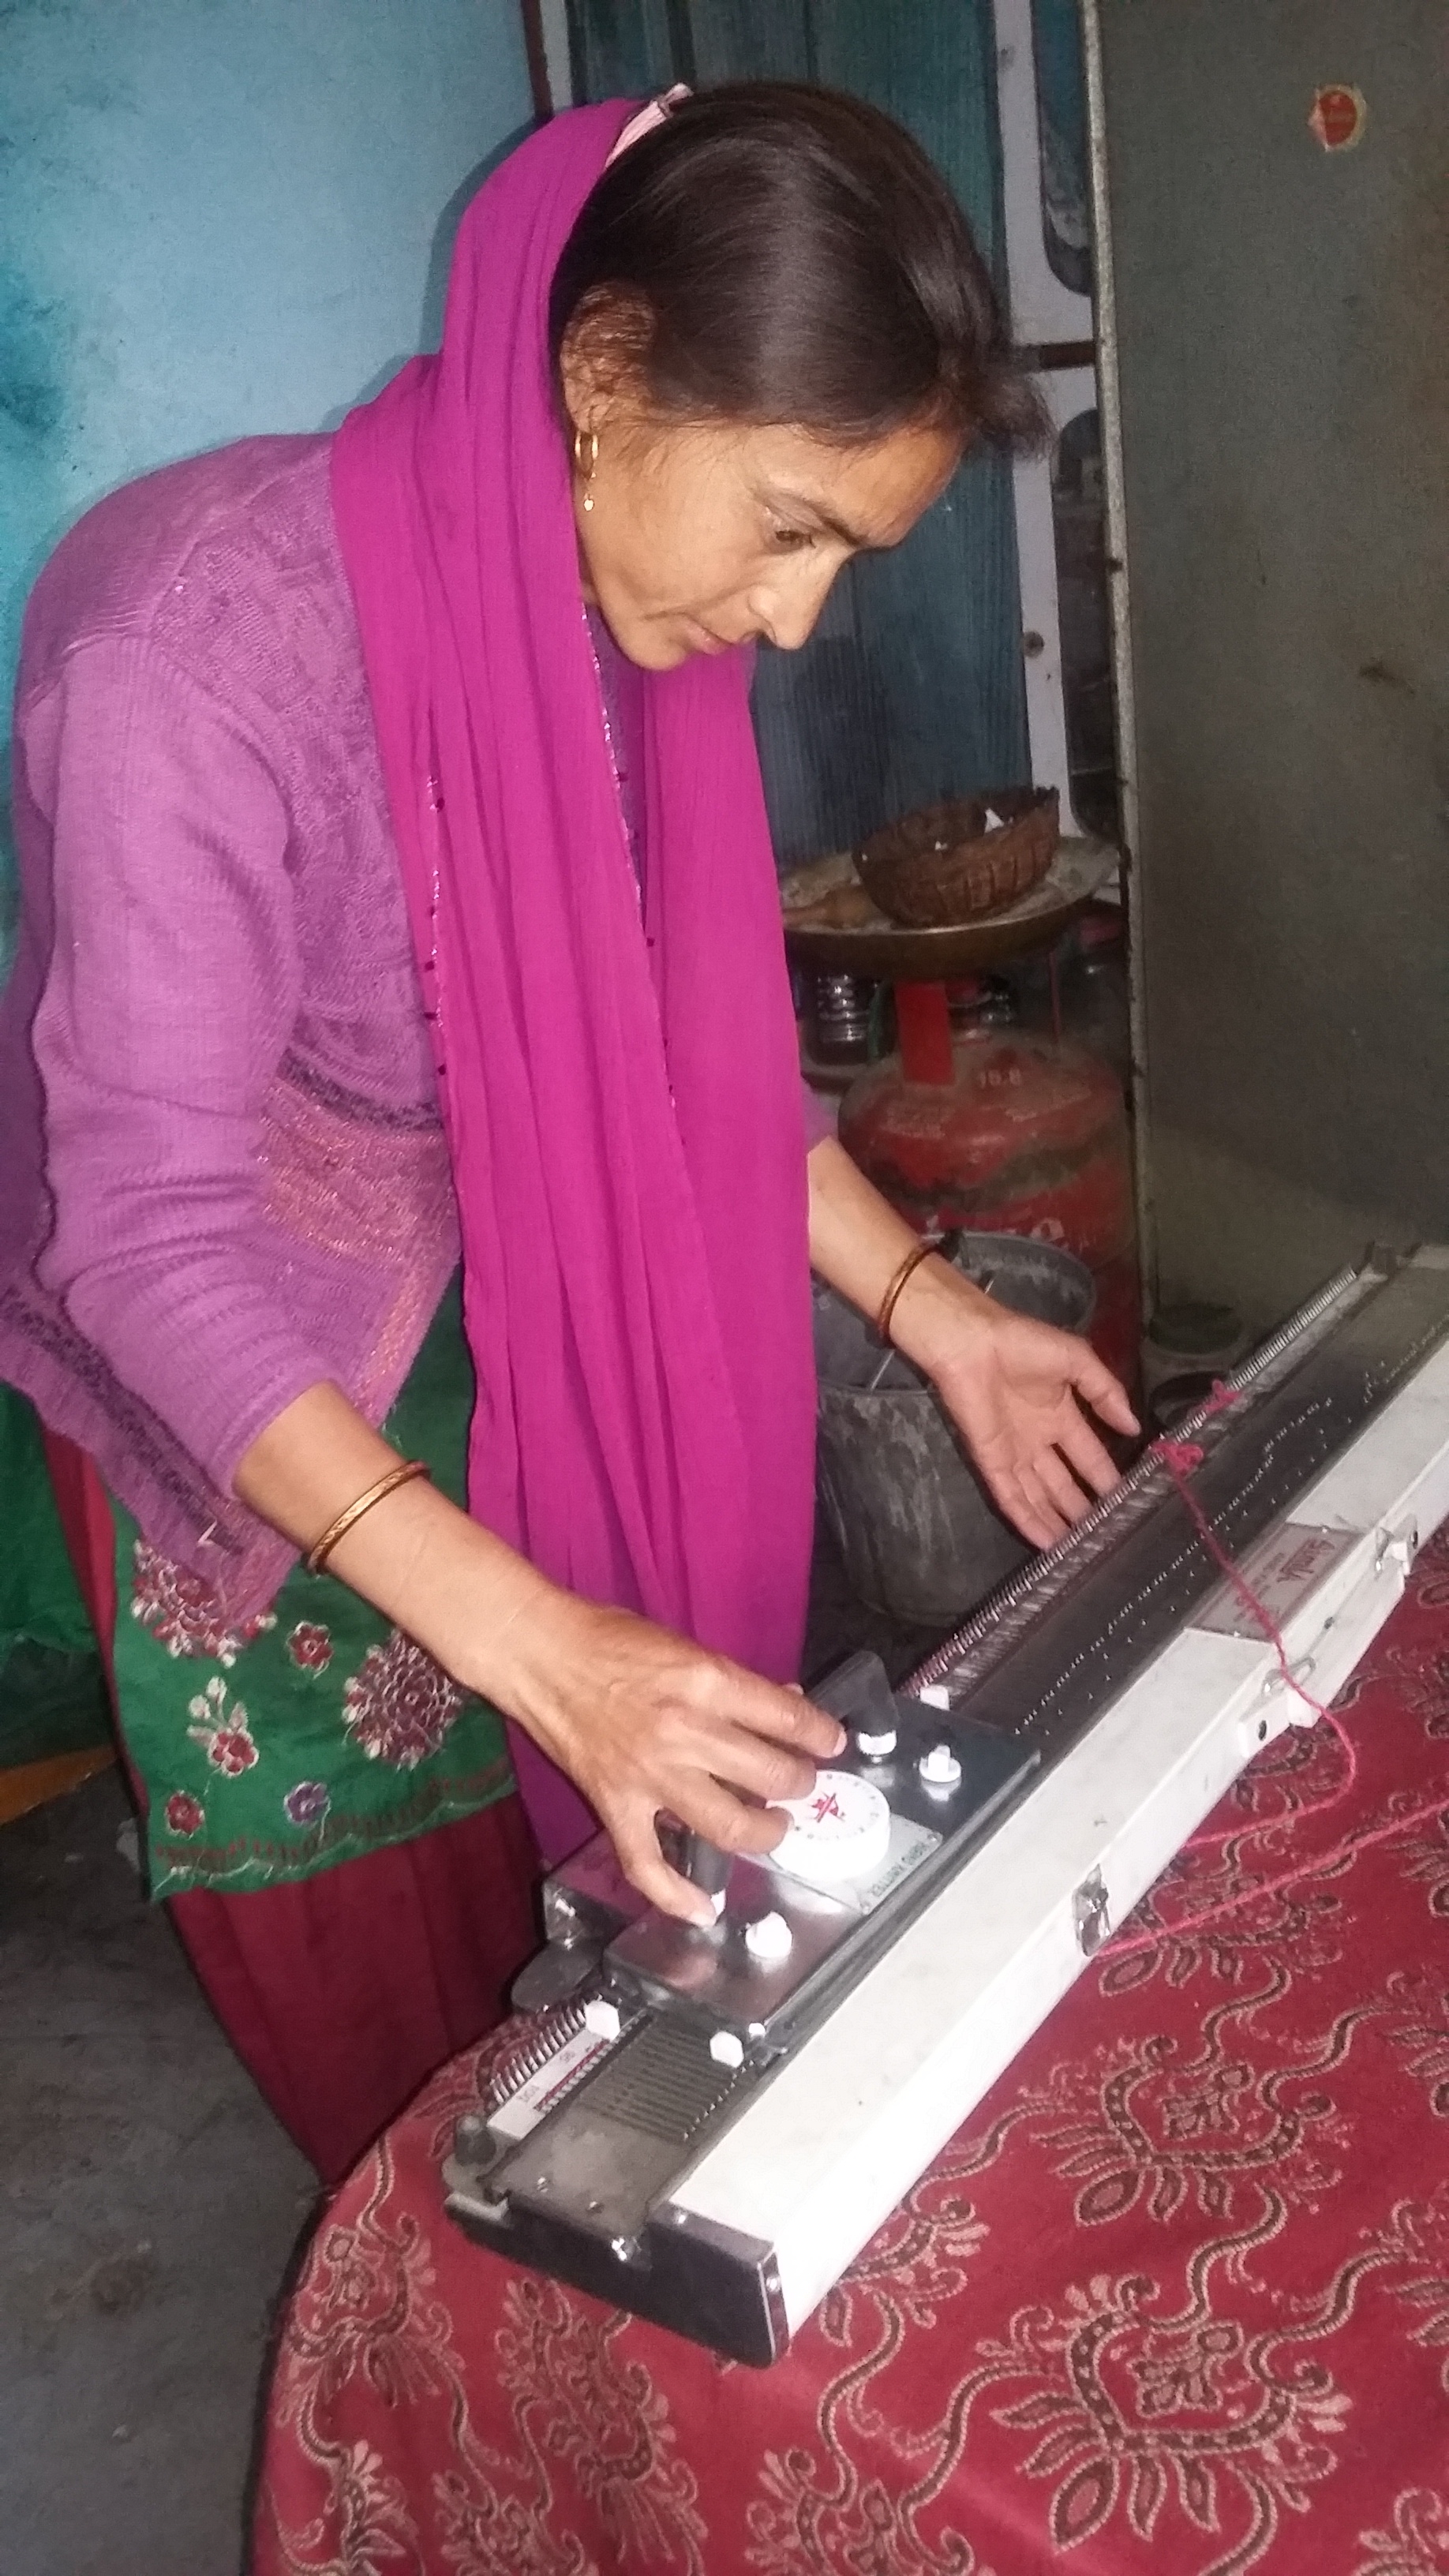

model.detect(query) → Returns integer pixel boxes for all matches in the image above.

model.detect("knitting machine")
[445,1247,1449,2363]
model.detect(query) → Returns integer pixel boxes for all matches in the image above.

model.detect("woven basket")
[856,787,1059,929]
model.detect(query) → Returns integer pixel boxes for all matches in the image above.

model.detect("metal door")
[1095,0,1448,1325]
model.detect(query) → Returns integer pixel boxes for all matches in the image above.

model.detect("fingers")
[987,1464,1065,1550]
[1067,1345,1140,1436]
[1055,1406,1121,1499]
[606,1780,791,1926]
[608,1809,720,1926]
[990,1442,1104,1549]
[721,1669,844,1763]
[505,1598,848,1923]
[687,1723,818,1807]
[652,1685,821,1805]
[1032,1447,1094,1529]
[678,1777,792,1859]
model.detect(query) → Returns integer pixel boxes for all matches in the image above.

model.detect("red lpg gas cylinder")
[839,984,1140,1391]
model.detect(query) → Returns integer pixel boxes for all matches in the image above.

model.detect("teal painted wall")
[1,0,534,957]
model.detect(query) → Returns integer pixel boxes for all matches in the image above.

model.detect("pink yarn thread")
[1185,1706,1357,1854]
[1095,1382,1449,1956]
[1151,1381,1333,1726]
[1106,1777,1449,1960]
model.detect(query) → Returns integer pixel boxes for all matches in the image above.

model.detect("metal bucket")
[813,1233,1096,1626]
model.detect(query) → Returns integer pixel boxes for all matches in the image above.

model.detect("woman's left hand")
[805,1136,1139,1552]
[892,1256,1140,1549]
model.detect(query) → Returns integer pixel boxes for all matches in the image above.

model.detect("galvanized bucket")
[813,1232,1096,1627]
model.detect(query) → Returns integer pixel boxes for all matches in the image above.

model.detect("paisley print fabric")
[252,1527,1449,2575]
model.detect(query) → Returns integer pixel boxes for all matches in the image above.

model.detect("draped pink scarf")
[331,104,817,1863]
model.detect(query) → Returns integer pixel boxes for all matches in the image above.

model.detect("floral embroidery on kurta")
[131,1537,276,1664]
[186,1676,260,1776]
[110,1279,513,1897]
[343,1633,464,1769]
[286,1621,333,1672]
[285,1780,331,1828]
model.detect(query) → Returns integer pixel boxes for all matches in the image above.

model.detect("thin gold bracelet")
[877,1241,934,1345]
[305,1459,430,1576]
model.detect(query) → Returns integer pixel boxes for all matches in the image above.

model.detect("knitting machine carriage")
[445,1246,1449,2361]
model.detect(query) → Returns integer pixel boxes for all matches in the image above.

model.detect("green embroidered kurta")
[110,1280,514,1898]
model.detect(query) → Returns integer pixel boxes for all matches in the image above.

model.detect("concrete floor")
[0,1765,315,2576]
[0,1515,937,2576]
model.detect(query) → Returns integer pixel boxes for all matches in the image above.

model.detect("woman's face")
[566,395,962,672]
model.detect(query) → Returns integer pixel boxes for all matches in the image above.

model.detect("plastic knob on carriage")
[744,1910,794,1964]
[918,1740,963,1791]
[582,1998,623,2041]
[709,2027,746,2067]
[681,1832,733,1914]
[854,1722,897,1761]
[769,1769,893,1886]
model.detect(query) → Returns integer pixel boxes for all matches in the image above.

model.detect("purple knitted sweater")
[0,438,459,1619]
[2,433,830,1624]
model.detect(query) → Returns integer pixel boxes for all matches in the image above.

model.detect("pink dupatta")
[331,106,817,1862]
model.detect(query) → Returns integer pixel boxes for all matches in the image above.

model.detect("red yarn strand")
[1099,1386,1446,1955]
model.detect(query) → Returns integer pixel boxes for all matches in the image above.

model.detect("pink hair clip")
[606,83,691,166]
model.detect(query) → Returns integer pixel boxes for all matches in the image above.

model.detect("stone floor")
[0,1765,315,2576]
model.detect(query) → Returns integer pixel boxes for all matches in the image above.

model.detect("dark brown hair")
[549,83,1043,451]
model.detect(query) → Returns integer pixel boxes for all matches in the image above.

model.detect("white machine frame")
[665,1308,1449,2339]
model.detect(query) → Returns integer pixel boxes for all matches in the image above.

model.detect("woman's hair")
[549,83,1044,451]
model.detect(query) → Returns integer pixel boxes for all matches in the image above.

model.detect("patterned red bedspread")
[251,1526,1449,2576]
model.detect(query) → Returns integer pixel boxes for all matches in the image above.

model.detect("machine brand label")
[1193,1522,1358,1639]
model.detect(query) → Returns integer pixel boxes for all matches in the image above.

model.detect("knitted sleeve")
[25,633,335,1492]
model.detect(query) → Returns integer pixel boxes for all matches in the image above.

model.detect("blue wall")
[1,0,534,956]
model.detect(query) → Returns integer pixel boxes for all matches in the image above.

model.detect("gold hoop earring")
[573,425,598,512]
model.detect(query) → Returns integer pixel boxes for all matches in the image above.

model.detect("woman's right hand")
[492,1584,845,1924]
[233,1381,840,1925]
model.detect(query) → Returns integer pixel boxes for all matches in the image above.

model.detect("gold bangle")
[877,1241,934,1345]
[305,1460,429,1576]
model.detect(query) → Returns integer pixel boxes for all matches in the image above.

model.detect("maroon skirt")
[43,1429,540,2184]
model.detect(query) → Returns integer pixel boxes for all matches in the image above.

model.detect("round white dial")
[769,1769,893,1887]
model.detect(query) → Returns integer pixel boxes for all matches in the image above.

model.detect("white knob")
[745,1910,794,1964]
[583,1998,622,2040]
[919,1740,963,1790]
[855,1724,897,1761]
[710,2028,745,2068]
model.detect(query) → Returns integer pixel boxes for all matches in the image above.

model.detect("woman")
[0,88,1135,2181]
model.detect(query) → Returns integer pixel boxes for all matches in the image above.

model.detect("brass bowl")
[856,787,1060,929]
